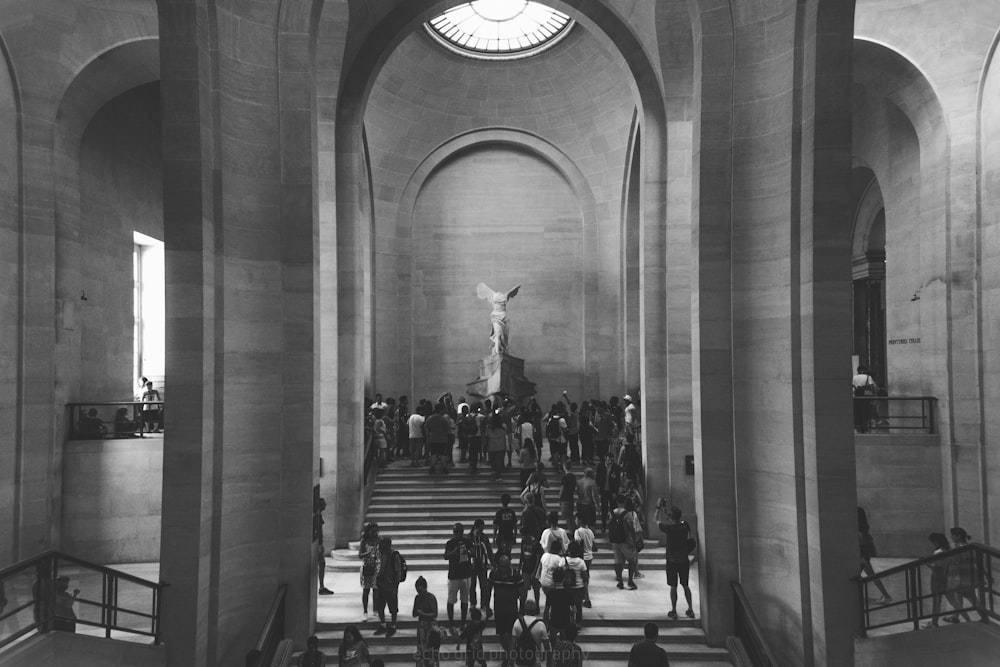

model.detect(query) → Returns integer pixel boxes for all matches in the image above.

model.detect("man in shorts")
[443,522,474,634]
[656,502,694,619]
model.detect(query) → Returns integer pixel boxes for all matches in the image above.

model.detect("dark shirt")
[444,536,474,580]
[470,533,494,571]
[559,473,576,502]
[494,507,519,541]
[628,640,671,667]
[298,649,326,667]
[519,540,544,579]
[660,521,691,564]
[606,465,622,494]
[425,413,451,444]
[521,504,547,539]
[489,569,524,615]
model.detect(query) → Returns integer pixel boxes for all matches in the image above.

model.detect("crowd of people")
[365,390,644,481]
[318,486,696,666]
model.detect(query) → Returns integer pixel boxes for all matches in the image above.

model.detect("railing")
[67,401,164,440]
[362,424,375,484]
[854,395,937,434]
[856,542,1000,635]
[0,551,165,648]
[246,585,287,667]
[732,581,779,667]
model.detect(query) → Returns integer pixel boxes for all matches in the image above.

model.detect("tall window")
[134,231,165,385]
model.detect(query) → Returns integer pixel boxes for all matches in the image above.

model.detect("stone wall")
[0,30,21,568]
[979,34,1000,550]
[364,27,635,402]
[410,144,585,400]
[0,632,166,667]
[856,434,943,557]
[78,83,163,402]
[854,0,1000,541]
[61,438,163,563]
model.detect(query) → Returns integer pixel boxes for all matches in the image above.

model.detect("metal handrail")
[853,395,937,434]
[0,550,166,648]
[854,542,1000,634]
[732,581,779,667]
[66,401,164,440]
[247,584,287,667]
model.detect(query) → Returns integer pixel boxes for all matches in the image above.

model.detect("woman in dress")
[372,409,388,468]
[359,522,381,621]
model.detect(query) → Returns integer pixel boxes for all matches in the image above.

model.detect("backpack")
[546,418,563,440]
[550,559,566,585]
[473,538,491,568]
[562,557,578,588]
[854,375,875,397]
[514,618,543,667]
[395,551,408,582]
[608,510,631,544]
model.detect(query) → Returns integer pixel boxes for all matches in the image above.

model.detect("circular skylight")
[426,1,573,60]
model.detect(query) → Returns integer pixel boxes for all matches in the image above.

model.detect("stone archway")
[394,128,602,401]
[317,0,674,553]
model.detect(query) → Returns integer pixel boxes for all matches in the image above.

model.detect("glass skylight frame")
[425,1,574,61]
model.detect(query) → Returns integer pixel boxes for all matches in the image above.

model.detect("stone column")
[158,2,316,663]
[690,0,740,647]
[721,2,859,665]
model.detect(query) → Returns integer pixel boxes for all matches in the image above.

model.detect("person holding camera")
[655,501,695,619]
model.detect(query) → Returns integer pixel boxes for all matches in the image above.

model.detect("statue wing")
[506,284,521,299]
[477,282,496,301]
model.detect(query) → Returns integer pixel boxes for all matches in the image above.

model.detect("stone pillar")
[720,2,859,665]
[158,2,316,663]
[690,0,740,647]
[0,38,18,567]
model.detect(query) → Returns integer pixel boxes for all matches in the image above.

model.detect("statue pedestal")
[466,353,536,403]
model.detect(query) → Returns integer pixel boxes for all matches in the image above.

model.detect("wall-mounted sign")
[888,338,921,345]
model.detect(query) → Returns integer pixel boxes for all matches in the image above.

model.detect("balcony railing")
[854,395,937,434]
[0,550,165,648]
[67,401,163,440]
[856,542,1000,635]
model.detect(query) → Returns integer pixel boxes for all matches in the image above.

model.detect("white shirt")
[574,526,595,561]
[624,403,638,426]
[519,422,535,445]
[540,527,570,554]
[407,413,425,439]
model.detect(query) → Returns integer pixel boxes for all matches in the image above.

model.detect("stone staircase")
[321,463,731,665]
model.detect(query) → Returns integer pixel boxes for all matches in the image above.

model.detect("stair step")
[307,644,729,662]
[317,619,701,632]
